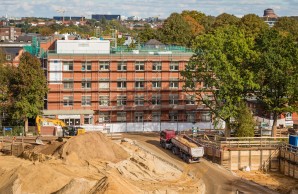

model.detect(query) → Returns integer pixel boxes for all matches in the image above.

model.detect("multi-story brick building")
[42,38,211,132]
[0,27,21,42]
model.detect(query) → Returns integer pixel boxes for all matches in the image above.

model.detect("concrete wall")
[56,40,110,54]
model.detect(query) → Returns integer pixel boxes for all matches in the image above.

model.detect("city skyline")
[0,0,297,19]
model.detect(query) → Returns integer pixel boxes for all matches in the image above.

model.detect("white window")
[99,82,109,90]
[169,95,178,105]
[117,81,127,88]
[152,112,161,122]
[135,95,144,106]
[84,115,93,124]
[118,62,127,71]
[82,79,91,89]
[99,112,110,122]
[170,62,179,71]
[63,79,73,89]
[201,112,211,122]
[169,112,178,121]
[6,55,11,61]
[152,81,161,88]
[117,112,126,122]
[99,61,109,71]
[82,96,91,106]
[135,81,144,89]
[152,62,162,71]
[135,112,144,122]
[169,81,179,88]
[186,95,195,105]
[152,95,161,105]
[187,112,195,122]
[285,113,292,121]
[135,61,145,71]
[63,61,73,71]
[82,61,92,71]
[63,96,73,106]
[117,95,127,106]
[99,96,109,106]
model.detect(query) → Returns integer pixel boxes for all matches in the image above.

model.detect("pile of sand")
[60,132,129,163]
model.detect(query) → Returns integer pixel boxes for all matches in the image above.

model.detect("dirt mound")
[60,132,129,163]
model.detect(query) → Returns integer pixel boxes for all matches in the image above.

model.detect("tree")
[213,13,240,28]
[254,29,298,137]
[8,52,48,133]
[159,13,192,47]
[137,24,157,43]
[273,17,298,41]
[238,14,269,38]
[182,26,257,137]
[234,102,255,137]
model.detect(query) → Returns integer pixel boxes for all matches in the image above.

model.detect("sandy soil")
[0,132,204,194]
[235,170,298,194]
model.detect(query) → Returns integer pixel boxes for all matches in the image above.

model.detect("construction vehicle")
[35,116,85,137]
[160,129,204,163]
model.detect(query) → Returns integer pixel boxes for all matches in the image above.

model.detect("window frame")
[81,79,91,89]
[117,62,127,71]
[170,61,179,71]
[63,61,73,71]
[63,96,74,106]
[135,61,145,71]
[82,61,92,71]
[99,61,110,71]
[99,96,109,106]
[82,96,91,106]
[117,81,127,88]
[135,95,144,106]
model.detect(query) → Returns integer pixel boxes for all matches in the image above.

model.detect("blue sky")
[0,0,297,19]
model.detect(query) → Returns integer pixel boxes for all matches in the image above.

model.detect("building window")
[186,95,195,105]
[84,115,93,124]
[169,81,179,88]
[135,61,145,71]
[63,61,73,71]
[152,112,161,122]
[99,81,109,90]
[82,79,91,89]
[117,81,127,88]
[82,96,91,106]
[63,96,73,106]
[135,95,144,106]
[152,95,161,105]
[99,61,109,71]
[99,96,109,106]
[117,95,127,106]
[201,112,211,122]
[117,112,126,122]
[63,79,73,89]
[169,95,178,105]
[186,112,195,122]
[152,62,162,71]
[82,61,92,71]
[170,62,179,71]
[99,112,110,122]
[118,62,127,71]
[152,81,161,88]
[6,55,11,61]
[169,112,178,121]
[135,112,144,122]
[135,81,144,89]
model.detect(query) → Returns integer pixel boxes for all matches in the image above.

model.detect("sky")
[0,0,297,19]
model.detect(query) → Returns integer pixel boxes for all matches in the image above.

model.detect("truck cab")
[160,129,176,149]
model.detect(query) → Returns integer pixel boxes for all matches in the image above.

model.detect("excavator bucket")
[35,137,44,145]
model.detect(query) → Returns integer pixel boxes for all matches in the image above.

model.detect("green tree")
[182,26,257,137]
[273,17,298,41]
[238,14,269,38]
[8,52,48,133]
[234,102,255,137]
[159,13,192,47]
[137,24,157,43]
[254,29,298,137]
[213,13,240,28]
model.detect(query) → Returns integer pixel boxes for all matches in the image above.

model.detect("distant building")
[92,14,120,21]
[53,16,85,21]
[262,8,278,27]
[0,27,21,42]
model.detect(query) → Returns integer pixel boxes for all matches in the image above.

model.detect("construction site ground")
[0,132,297,194]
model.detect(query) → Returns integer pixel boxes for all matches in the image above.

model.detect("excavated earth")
[0,132,205,194]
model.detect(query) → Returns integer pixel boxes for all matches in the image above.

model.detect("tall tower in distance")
[263,8,278,18]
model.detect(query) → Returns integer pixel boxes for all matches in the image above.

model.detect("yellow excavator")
[36,116,86,137]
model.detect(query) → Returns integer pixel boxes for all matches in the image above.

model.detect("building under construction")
[33,37,212,132]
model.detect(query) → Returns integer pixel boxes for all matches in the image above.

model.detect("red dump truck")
[160,129,204,163]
